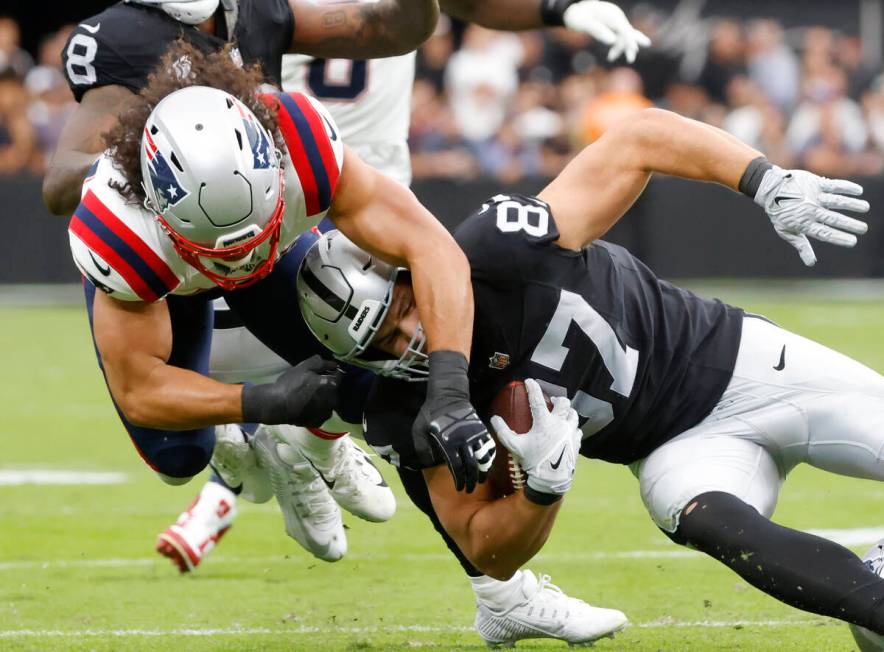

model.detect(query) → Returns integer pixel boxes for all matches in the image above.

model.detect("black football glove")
[242,355,341,427]
[411,351,496,493]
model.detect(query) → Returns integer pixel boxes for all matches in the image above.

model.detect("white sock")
[289,425,348,460]
[470,571,524,610]
[201,479,237,505]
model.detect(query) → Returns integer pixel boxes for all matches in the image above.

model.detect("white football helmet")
[141,85,285,290]
[297,230,429,382]
[127,0,226,25]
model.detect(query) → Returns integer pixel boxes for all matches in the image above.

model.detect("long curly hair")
[104,40,282,201]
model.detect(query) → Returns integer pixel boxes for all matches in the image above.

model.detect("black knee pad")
[152,444,213,480]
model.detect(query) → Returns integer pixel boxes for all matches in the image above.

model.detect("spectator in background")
[577,67,651,144]
[25,26,75,174]
[0,17,33,79]
[723,75,794,168]
[416,15,454,94]
[697,19,745,104]
[746,20,800,113]
[0,70,37,174]
[863,74,884,156]
[787,65,869,175]
[445,26,523,149]
[410,78,479,179]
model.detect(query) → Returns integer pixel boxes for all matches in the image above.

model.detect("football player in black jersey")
[44,0,442,216]
[296,107,884,646]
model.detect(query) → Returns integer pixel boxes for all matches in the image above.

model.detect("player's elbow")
[114,389,153,428]
[626,108,682,152]
[400,2,439,53]
[42,170,73,216]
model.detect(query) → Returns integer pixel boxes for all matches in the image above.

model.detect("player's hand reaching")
[753,164,870,267]
[412,351,496,493]
[241,355,341,427]
[561,1,651,63]
[491,380,582,504]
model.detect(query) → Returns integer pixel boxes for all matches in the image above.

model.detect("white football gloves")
[755,166,870,267]
[563,1,652,63]
[490,379,583,500]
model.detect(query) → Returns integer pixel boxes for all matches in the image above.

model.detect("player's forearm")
[291,0,439,58]
[110,362,244,430]
[455,492,561,579]
[626,108,761,191]
[425,466,560,579]
[408,239,473,358]
[441,0,546,30]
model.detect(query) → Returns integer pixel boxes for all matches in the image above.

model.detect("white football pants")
[635,315,884,533]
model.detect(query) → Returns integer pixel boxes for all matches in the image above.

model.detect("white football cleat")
[300,433,396,523]
[253,427,347,562]
[474,570,628,648]
[156,481,237,573]
[849,539,884,651]
[211,423,272,503]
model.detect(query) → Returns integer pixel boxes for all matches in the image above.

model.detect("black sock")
[674,491,884,633]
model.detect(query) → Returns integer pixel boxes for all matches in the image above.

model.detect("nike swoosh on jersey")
[321,114,338,142]
[773,344,786,371]
[89,251,112,277]
[549,446,566,470]
[79,22,101,34]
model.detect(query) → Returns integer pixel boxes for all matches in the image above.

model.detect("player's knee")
[673,491,761,548]
[151,444,213,482]
[157,472,195,486]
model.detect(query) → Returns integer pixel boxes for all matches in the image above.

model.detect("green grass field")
[3,286,884,651]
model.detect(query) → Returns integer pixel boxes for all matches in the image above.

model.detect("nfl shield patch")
[489,352,511,370]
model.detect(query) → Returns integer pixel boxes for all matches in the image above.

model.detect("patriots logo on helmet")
[144,128,189,211]
[242,115,273,170]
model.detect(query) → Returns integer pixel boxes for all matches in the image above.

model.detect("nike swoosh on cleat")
[549,447,566,470]
[773,344,786,371]
[79,22,101,34]
[303,455,336,490]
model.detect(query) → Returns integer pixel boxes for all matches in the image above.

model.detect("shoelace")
[535,574,569,603]
[288,461,339,526]
[327,440,375,496]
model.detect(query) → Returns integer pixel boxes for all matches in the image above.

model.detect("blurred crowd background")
[1,4,884,181]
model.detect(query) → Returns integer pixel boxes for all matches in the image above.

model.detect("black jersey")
[62,1,294,102]
[364,194,744,469]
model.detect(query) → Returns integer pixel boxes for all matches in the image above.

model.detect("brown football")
[483,380,551,497]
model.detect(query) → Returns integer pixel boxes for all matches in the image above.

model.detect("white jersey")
[68,92,344,302]
[282,53,415,186]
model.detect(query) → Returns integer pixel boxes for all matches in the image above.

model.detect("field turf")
[3,286,884,651]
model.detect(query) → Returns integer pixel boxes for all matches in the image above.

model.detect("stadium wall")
[5,175,884,284]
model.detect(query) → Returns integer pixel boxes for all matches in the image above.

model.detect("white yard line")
[0,620,831,638]
[807,526,884,548]
[0,550,700,572]
[0,470,128,486]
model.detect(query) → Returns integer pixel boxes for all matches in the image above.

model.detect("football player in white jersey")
[161,1,651,642]
[69,41,493,562]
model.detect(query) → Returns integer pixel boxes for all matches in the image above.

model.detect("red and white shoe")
[156,481,237,573]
